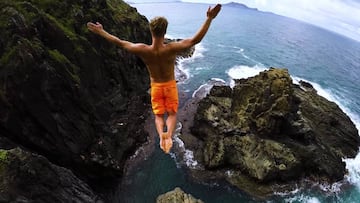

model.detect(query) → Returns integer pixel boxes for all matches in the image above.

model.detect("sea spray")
[292,76,360,131]
[171,122,201,169]
[344,151,360,189]
[226,64,267,87]
[192,78,226,98]
[284,195,321,203]
[176,43,207,84]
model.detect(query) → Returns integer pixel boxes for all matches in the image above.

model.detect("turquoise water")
[119,2,360,202]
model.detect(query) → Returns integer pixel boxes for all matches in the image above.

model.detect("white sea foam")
[344,150,360,189]
[172,122,201,169]
[192,78,226,99]
[227,64,267,80]
[235,47,250,60]
[317,182,342,193]
[175,60,190,83]
[181,43,206,63]
[292,76,360,132]
[226,64,268,88]
[284,195,321,203]
[275,186,321,203]
[164,35,207,83]
[217,45,257,63]
[235,47,263,64]
[184,149,198,168]
[175,43,207,84]
[274,188,301,197]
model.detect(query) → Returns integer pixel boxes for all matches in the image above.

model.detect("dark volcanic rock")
[0,148,100,202]
[0,0,151,197]
[178,68,360,198]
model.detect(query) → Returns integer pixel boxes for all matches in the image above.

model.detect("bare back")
[139,43,178,83]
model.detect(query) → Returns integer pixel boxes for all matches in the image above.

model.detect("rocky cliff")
[178,68,360,198]
[0,0,151,201]
[0,148,101,202]
[156,187,203,203]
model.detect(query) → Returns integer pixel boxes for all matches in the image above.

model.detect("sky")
[131,0,360,42]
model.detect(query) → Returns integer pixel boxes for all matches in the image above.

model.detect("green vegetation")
[107,0,143,22]
[27,0,56,8]
[0,150,8,161]
[0,45,18,68]
[48,49,70,64]
[0,150,9,174]
[45,13,77,41]
[1,38,43,69]
[48,49,80,84]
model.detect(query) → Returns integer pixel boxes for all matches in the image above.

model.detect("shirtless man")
[87,4,221,153]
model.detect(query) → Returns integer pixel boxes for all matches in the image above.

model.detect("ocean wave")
[272,179,347,203]
[235,47,251,60]
[175,43,207,84]
[226,64,268,87]
[344,149,360,188]
[192,78,227,99]
[284,195,321,203]
[275,189,317,203]
[217,45,260,64]
[183,43,206,62]
[227,64,268,79]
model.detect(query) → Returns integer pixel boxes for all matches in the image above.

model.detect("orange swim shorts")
[150,80,178,115]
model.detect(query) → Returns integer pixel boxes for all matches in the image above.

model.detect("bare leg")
[166,111,177,138]
[163,111,177,153]
[155,114,166,152]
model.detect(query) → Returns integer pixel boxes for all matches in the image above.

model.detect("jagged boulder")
[0,0,151,191]
[156,187,203,203]
[179,68,360,197]
[0,148,101,202]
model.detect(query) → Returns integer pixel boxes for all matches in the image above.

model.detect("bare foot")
[160,133,166,152]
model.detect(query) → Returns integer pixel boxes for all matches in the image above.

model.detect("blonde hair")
[149,16,168,37]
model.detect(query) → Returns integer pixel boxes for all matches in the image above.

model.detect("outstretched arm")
[171,4,222,51]
[87,22,146,54]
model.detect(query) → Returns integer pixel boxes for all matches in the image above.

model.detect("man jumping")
[87,4,221,153]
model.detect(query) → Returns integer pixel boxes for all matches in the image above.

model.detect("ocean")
[119,2,360,202]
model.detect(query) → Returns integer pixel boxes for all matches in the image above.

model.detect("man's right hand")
[207,4,222,19]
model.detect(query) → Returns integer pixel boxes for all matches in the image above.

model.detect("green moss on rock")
[45,13,77,40]
[0,45,18,68]
[0,150,8,161]
[0,150,9,174]
[48,49,80,84]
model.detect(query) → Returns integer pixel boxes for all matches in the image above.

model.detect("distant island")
[224,2,258,11]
